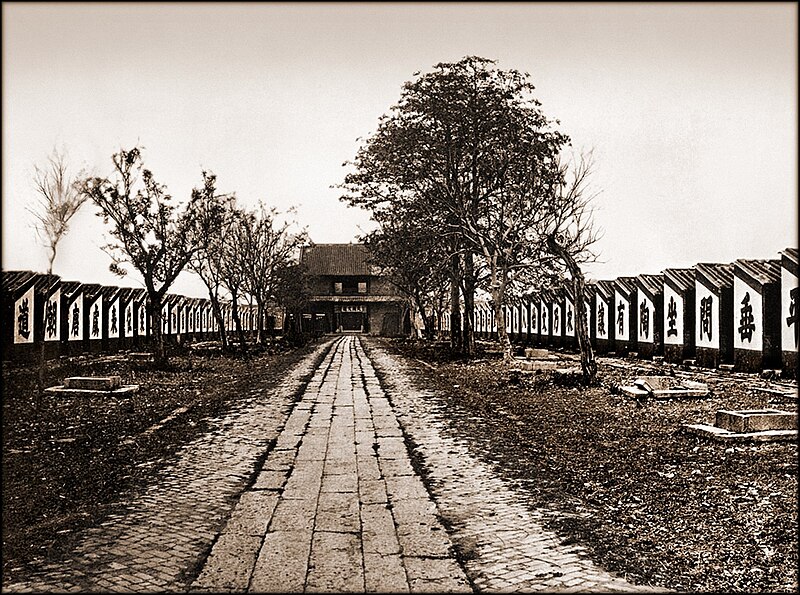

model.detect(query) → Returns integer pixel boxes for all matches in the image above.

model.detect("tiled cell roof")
[782,247,798,276]
[663,268,695,293]
[636,274,663,300]
[695,262,734,290]
[734,259,780,291]
[301,243,373,276]
[614,276,637,296]
[594,280,616,300]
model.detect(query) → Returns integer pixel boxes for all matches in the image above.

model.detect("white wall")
[695,281,719,349]
[663,284,684,345]
[781,266,799,352]
[733,277,763,351]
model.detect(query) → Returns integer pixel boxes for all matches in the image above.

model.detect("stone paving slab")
[190,335,468,593]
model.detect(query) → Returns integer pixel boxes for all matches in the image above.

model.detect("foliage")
[341,56,571,359]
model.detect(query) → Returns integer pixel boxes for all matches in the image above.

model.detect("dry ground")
[386,338,798,593]
[1,340,316,579]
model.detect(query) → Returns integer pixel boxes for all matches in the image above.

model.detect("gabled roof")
[594,280,616,300]
[1,270,60,299]
[695,262,734,291]
[782,247,798,276]
[614,276,637,297]
[301,243,372,276]
[734,259,780,292]
[636,274,663,301]
[663,268,695,293]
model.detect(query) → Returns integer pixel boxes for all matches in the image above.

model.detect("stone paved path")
[4,335,663,593]
[365,338,665,593]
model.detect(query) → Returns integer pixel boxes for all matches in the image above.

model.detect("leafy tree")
[81,147,227,363]
[341,56,568,360]
[187,180,237,348]
[362,212,451,340]
[29,147,89,274]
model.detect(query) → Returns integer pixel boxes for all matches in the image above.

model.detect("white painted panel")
[614,290,629,341]
[68,294,83,341]
[13,286,35,344]
[125,300,135,337]
[733,277,762,351]
[637,293,654,343]
[88,296,103,340]
[695,282,719,349]
[781,267,798,352]
[521,303,528,332]
[530,302,538,333]
[108,297,120,338]
[552,302,562,336]
[44,288,60,342]
[540,300,549,335]
[663,285,683,345]
[595,296,609,339]
[565,298,575,337]
[137,301,147,336]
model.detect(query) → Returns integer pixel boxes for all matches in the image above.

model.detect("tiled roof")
[695,262,734,290]
[663,268,695,292]
[301,243,373,276]
[614,276,637,296]
[636,274,663,300]
[782,248,798,275]
[594,280,616,300]
[782,247,798,263]
[734,259,780,290]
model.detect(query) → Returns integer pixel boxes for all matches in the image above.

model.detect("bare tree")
[81,147,227,364]
[542,151,603,383]
[29,148,89,274]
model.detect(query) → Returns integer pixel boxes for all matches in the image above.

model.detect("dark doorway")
[340,312,364,331]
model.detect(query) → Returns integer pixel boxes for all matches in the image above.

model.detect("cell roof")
[614,276,637,296]
[695,262,734,290]
[734,259,780,292]
[636,274,663,300]
[663,268,695,293]
[301,243,373,276]
[594,280,616,300]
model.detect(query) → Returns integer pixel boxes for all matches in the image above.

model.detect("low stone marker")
[45,375,139,397]
[684,409,797,442]
[752,386,798,401]
[128,352,154,362]
[515,349,563,371]
[618,375,709,400]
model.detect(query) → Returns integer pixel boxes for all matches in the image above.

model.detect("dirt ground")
[385,338,798,593]
[1,340,317,579]
[2,337,797,593]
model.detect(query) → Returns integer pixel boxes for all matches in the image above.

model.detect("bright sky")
[3,2,797,298]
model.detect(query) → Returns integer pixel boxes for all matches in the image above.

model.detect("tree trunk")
[149,292,166,364]
[547,237,597,383]
[462,251,476,356]
[449,252,462,350]
[230,289,248,355]
[493,288,513,363]
[208,290,228,348]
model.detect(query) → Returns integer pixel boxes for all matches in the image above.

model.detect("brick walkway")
[4,335,664,593]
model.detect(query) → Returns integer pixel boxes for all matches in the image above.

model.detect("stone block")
[715,409,797,433]
[63,376,121,390]
[250,530,312,593]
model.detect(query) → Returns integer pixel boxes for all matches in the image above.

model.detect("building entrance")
[339,312,364,332]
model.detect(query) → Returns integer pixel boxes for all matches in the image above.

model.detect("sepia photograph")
[2,2,797,593]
